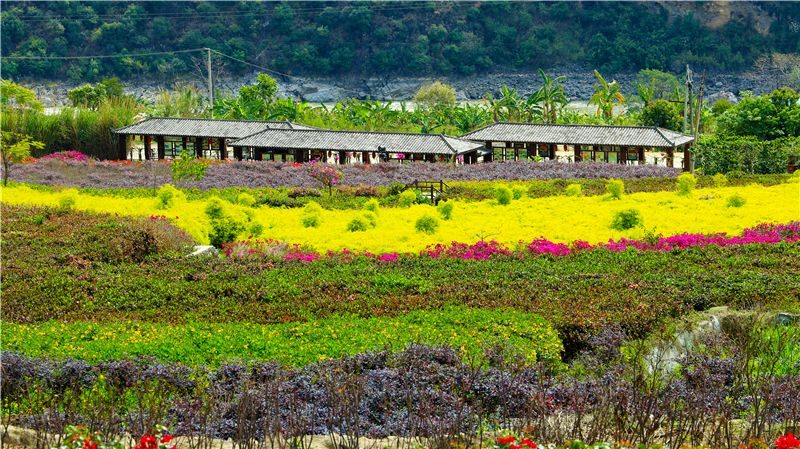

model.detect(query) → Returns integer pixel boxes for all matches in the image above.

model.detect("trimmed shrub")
[496,186,513,205]
[347,215,370,232]
[209,218,245,247]
[237,192,256,207]
[606,179,625,200]
[362,211,378,228]
[204,198,225,220]
[364,198,380,213]
[437,201,454,220]
[288,187,322,198]
[727,194,747,208]
[352,185,380,197]
[610,209,643,231]
[58,189,78,210]
[712,173,729,187]
[512,187,524,200]
[676,173,697,196]
[301,202,322,228]
[415,214,440,234]
[249,223,264,237]
[398,190,417,208]
[565,183,583,197]
[157,184,184,209]
[387,182,406,196]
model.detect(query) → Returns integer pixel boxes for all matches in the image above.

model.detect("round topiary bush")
[727,194,747,208]
[495,186,513,205]
[347,215,370,232]
[676,173,697,196]
[415,214,440,234]
[437,201,454,220]
[610,208,643,231]
[237,192,256,207]
[301,202,323,228]
[364,198,380,213]
[565,183,582,197]
[606,179,624,200]
[398,190,417,208]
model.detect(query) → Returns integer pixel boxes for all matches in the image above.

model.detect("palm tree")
[589,70,625,120]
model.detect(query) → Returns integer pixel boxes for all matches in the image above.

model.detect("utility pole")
[206,48,214,119]
[683,64,693,134]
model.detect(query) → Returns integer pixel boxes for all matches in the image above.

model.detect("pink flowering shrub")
[40,151,90,162]
[223,221,800,263]
[424,240,513,260]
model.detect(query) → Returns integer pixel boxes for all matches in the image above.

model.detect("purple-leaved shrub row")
[10,159,680,189]
[2,327,798,449]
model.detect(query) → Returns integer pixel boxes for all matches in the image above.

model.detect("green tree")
[413,81,457,108]
[639,99,682,130]
[0,80,43,111]
[589,70,626,120]
[171,150,208,187]
[1,132,45,186]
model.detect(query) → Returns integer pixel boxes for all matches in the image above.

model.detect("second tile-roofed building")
[228,128,486,164]
[112,117,314,160]
[461,122,695,170]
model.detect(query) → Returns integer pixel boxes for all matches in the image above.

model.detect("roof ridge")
[653,127,677,146]
[491,121,666,131]
[438,134,458,154]
[145,116,296,125]
[241,127,470,140]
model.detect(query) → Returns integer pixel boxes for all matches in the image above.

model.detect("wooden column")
[666,147,674,168]
[156,136,166,160]
[195,137,204,158]
[638,147,645,165]
[363,152,371,164]
[574,144,582,163]
[549,144,556,160]
[144,136,152,160]
[219,138,227,160]
[619,147,627,164]
[683,145,691,172]
[255,149,264,161]
[182,137,188,153]
[233,146,243,161]
[117,134,127,160]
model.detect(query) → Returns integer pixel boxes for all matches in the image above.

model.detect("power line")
[2,48,206,60]
[5,3,453,23]
[209,49,372,99]
[1,46,393,100]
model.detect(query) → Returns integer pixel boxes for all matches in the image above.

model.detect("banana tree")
[452,103,491,134]
[589,70,625,120]
[534,69,568,123]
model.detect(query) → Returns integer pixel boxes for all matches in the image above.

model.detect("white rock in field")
[187,245,218,257]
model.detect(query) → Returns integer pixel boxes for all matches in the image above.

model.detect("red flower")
[497,436,516,445]
[777,433,800,449]
[520,438,537,449]
[137,435,158,449]
[510,444,521,449]
[82,439,97,449]
[160,435,174,444]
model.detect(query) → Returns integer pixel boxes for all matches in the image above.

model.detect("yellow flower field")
[2,182,798,252]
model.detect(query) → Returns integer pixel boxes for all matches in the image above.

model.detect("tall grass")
[1,96,143,160]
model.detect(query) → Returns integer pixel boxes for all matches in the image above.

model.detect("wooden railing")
[403,180,450,205]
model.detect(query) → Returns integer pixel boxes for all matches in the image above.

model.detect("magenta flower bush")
[40,151,90,162]
[223,221,800,263]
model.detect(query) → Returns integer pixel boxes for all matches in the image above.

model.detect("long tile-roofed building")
[461,122,694,148]
[113,117,313,139]
[229,128,484,156]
